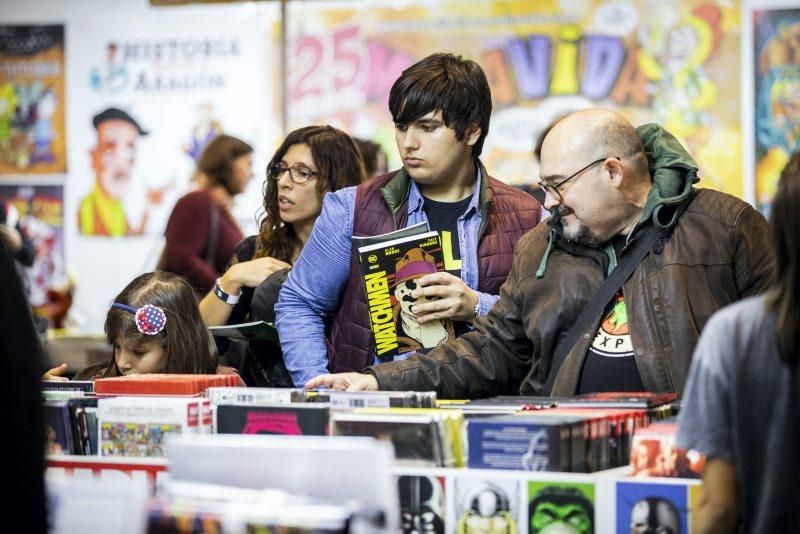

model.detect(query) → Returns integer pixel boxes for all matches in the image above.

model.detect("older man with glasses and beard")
[307,108,774,398]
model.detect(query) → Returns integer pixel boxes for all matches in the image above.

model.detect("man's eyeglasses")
[538,157,613,202]
[268,161,319,184]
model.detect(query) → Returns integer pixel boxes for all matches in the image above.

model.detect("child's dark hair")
[388,52,491,158]
[102,271,217,376]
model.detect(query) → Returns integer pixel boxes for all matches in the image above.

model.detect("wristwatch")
[214,278,241,305]
[472,296,480,321]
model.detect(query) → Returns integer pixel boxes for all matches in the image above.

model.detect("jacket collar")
[380,159,491,218]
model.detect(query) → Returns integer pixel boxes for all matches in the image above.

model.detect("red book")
[94,374,239,396]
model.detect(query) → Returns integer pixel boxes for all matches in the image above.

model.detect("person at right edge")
[275,52,542,387]
[306,108,774,397]
[676,151,800,533]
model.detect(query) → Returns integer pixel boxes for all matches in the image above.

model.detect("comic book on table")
[352,222,455,362]
[208,320,278,342]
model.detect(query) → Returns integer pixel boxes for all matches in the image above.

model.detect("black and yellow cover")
[355,229,455,362]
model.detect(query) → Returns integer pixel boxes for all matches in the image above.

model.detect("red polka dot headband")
[111,303,167,335]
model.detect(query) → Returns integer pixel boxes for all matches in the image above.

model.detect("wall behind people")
[2,0,791,332]
[2,0,281,332]
[284,0,747,199]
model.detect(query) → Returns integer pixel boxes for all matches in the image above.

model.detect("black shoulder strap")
[543,224,662,395]
[205,204,220,266]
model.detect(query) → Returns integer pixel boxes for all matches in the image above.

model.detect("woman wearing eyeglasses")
[199,125,366,387]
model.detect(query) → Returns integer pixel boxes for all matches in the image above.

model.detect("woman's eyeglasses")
[268,161,319,184]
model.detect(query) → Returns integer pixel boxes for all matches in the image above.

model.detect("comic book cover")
[453,476,519,534]
[97,396,200,458]
[44,400,74,455]
[397,475,446,534]
[215,403,330,436]
[528,481,595,534]
[355,229,455,361]
[616,481,688,534]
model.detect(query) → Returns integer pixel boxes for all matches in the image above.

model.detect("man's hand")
[305,372,379,391]
[410,272,478,323]
[43,363,69,381]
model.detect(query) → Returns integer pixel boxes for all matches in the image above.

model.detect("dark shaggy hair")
[196,134,254,195]
[255,125,365,261]
[767,150,800,364]
[389,52,491,158]
[102,271,217,376]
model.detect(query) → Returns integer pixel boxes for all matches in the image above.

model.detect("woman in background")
[200,125,365,387]
[677,151,800,533]
[160,134,254,294]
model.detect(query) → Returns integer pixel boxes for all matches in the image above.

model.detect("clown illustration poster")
[752,7,800,213]
[281,0,743,197]
[0,25,66,175]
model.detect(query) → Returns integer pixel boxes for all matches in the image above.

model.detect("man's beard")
[551,206,600,247]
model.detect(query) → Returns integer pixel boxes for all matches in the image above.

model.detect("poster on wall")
[0,25,66,175]
[71,17,272,239]
[752,7,800,213]
[282,0,742,197]
[0,184,67,315]
[59,1,277,332]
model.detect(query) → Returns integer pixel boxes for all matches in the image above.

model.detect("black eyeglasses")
[538,157,614,202]
[268,161,319,184]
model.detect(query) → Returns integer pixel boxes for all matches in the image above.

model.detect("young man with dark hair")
[275,52,541,387]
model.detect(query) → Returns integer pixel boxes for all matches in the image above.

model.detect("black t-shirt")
[421,195,472,277]
[577,236,645,394]
[421,194,473,337]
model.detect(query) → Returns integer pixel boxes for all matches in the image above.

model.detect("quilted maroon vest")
[326,169,541,373]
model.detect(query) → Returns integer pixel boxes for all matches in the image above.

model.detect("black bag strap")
[543,224,662,395]
[204,204,220,266]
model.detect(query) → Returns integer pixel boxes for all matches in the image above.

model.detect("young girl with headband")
[44,271,242,383]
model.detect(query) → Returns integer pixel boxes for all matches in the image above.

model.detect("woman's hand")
[43,363,69,381]
[221,256,293,294]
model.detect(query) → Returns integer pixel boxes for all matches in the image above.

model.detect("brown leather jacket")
[368,189,774,398]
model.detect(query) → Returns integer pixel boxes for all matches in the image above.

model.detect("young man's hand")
[305,372,379,391]
[43,363,69,381]
[410,272,478,322]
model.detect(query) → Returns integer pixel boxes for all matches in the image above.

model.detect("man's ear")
[464,123,481,147]
[607,157,624,189]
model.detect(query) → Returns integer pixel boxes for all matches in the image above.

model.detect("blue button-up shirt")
[275,169,498,387]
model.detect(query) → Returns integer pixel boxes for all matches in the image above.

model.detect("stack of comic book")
[205,386,305,405]
[43,396,99,456]
[306,389,437,408]
[148,480,357,533]
[330,407,464,467]
[94,374,240,396]
[97,396,211,458]
[214,403,331,436]
[630,418,705,478]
